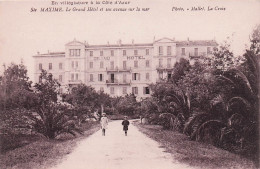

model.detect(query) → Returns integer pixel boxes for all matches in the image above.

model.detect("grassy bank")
[133,121,257,169]
[0,121,100,169]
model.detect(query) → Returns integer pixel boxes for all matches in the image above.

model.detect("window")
[110,61,114,69]
[111,50,114,56]
[71,74,74,81]
[167,46,171,55]
[100,50,103,56]
[123,74,127,83]
[146,49,149,55]
[144,87,150,94]
[89,62,93,68]
[70,49,74,56]
[75,73,78,80]
[159,46,163,55]
[146,73,150,80]
[159,72,163,79]
[90,74,93,81]
[122,87,127,94]
[59,75,62,82]
[70,49,80,56]
[181,48,185,55]
[90,51,93,57]
[134,50,138,55]
[134,60,138,68]
[123,61,127,69]
[110,87,115,94]
[39,63,42,70]
[167,58,171,68]
[132,73,140,81]
[168,72,172,80]
[39,76,42,83]
[145,60,150,67]
[75,61,78,68]
[100,61,104,68]
[100,87,104,92]
[132,87,138,95]
[159,59,163,67]
[194,48,198,56]
[75,49,80,56]
[71,61,74,68]
[123,50,126,56]
[98,74,103,81]
[207,47,211,54]
[49,63,52,70]
[59,63,62,69]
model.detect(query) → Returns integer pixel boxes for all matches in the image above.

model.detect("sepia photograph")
[0,0,259,168]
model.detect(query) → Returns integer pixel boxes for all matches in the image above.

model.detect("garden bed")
[0,121,100,169]
[133,121,257,169]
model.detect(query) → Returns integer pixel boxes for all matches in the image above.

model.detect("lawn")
[0,121,100,169]
[133,120,257,169]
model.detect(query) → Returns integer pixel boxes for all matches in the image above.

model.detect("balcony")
[189,52,206,59]
[156,65,173,71]
[106,66,131,73]
[68,80,82,84]
[106,79,131,85]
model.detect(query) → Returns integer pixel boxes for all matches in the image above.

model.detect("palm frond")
[227,96,251,112]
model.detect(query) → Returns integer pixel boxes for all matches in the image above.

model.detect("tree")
[0,63,33,110]
[170,58,191,83]
[114,94,139,116]
[26,70,82,139]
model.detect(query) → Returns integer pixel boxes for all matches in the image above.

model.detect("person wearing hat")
[122,116,130,136]
[100,113,109,136]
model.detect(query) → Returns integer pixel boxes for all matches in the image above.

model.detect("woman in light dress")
[100,113,109,136]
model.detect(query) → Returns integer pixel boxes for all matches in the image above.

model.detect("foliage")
[0,63,33,110]
[139,26,259,164]
[114,94,139,116]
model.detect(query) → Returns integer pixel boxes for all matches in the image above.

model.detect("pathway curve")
[52,120,193,169]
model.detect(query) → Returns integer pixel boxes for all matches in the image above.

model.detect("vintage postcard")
[0,0,259,168]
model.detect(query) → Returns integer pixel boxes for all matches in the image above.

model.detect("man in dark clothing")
[122,116,130,136]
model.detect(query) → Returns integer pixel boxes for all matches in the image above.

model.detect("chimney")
[172,37,175,41]
[187,37,189,41]
[37,51,40,55]
[84,41,89,47]
[118,39,122,46]
[132,39,134,45]
[107,41,110,46]
[48,50,50,54]
[153,36,156,43]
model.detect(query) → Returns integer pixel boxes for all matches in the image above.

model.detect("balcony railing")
[106,66,131,72]
[68,80,82,84]
[156,65,174,71]
[106,79,131,85]
[189,52,207,59]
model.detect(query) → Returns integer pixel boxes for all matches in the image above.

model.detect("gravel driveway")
[52,120,192,169]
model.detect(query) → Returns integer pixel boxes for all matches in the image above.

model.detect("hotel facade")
[33,38,217,99]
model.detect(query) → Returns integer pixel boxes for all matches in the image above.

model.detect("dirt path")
[51,120,193,169]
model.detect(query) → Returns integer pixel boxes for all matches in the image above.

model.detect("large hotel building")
[33,38,217,99]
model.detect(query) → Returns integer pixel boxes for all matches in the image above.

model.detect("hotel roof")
[33,52,65,57]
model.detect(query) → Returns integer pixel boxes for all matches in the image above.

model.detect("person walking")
[122,116,130,136]
[100,113,109,136]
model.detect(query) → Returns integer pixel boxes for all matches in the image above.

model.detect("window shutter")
[132,73,134,80]
[138,73,141,80]
[143,87,145,94]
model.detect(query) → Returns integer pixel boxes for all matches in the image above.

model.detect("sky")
[0,0,259,81]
